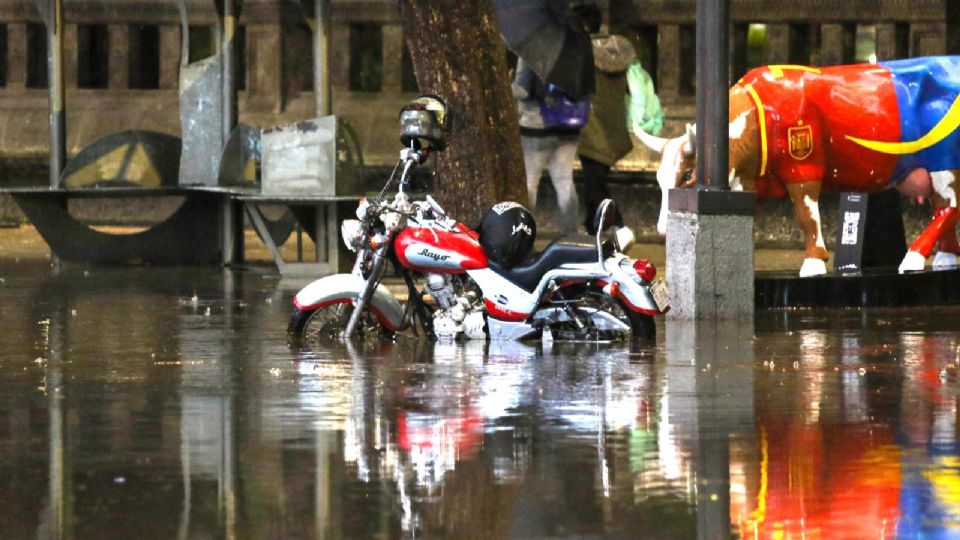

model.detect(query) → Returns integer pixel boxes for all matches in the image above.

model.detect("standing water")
[1,261,959,538]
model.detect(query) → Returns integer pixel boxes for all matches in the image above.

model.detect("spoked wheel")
[288,301,393,346]
[548,289,655,342]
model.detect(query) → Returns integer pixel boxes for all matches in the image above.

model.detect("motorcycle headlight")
[340,219,364,252]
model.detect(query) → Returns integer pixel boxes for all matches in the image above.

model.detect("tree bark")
[399,0,526,224]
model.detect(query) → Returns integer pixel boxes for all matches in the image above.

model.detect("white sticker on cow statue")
[841,211,860,246]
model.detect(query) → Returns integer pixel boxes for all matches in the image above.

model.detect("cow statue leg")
[786,181,829,277]
[899,170,959,273]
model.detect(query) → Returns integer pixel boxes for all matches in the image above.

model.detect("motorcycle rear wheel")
[549,288,655,342]
[288,300,393,345]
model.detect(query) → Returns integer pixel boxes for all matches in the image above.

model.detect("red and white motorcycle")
[288,97,669,343]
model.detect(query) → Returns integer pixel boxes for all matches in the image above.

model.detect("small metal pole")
[296,223,304,262]
[695,0,729,190]
[46,0,66,188]
[221,0,238,142]
[313,0,332,117]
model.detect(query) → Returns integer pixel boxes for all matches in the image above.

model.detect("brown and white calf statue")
[637,58,960,277]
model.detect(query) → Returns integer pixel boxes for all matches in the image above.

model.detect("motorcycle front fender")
[293,273,406,330]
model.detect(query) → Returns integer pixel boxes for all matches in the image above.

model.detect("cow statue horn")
[683,123,697,157]
[634,127,668,155]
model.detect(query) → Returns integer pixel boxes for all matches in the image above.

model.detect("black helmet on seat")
[478,202,537,268]
[399,95,450,150]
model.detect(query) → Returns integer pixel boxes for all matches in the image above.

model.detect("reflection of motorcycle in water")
[288,95,668,345]
[295,339,534,535]
[292,336,702,537]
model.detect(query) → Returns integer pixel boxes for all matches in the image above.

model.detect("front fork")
[344,243,390,338]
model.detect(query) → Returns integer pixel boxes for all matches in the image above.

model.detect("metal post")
[666,0,754,320]
[314,0,332,117]
[695,0,729,190]
[949,1,960,55]
[46,0,66,188]
[221,0,238,142]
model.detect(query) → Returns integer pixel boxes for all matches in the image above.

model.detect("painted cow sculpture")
[637,56,960,277]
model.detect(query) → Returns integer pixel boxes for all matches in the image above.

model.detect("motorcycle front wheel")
[548,288,655,342]
[288,301,393,345]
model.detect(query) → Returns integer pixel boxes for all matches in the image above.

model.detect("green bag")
[625,62,664,136]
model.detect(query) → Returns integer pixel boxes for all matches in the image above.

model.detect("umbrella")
[493,0,595,98]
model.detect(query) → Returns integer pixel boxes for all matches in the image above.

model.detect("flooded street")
[2,261,960,538]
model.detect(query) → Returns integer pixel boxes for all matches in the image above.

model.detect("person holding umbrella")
[494,0,596,235]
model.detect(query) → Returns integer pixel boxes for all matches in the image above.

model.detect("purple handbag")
[539,85,591,129]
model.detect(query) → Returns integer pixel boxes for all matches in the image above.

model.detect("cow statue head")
[635,124,698,235]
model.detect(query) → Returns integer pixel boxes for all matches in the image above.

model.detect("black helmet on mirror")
[399,94,450,151]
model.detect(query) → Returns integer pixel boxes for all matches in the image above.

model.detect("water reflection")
[2,264,960,537]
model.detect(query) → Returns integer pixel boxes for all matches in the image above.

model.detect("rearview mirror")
[593,199,616,234]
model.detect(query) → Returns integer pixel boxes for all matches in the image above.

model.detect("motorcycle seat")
[488,235,600,292]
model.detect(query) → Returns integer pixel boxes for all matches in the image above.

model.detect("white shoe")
[798,258,827,277]
[898,250,926,273]
[614,226,635,251]
[932,251,958,270]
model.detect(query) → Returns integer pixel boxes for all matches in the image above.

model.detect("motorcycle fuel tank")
[395,222,488,273]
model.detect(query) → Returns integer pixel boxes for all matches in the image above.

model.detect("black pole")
[46,0,66,188]
[695,0,729,190]
[948,1,960,55]
[221,0,238,142]
[313,0,332,116]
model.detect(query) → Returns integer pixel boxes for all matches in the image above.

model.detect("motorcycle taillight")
[633,258,656,282]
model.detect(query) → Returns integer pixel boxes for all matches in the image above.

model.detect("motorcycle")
[288,97,669,344]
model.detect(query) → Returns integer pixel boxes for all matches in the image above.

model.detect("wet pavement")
[2,255,960,538]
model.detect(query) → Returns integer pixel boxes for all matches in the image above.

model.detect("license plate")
[651,280,670,312]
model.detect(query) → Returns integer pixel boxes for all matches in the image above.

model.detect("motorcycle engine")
[427,274,486,340]
[426,274,456,310]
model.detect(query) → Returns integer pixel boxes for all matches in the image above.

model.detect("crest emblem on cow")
[636,56,960,277]
[788,124,813,161]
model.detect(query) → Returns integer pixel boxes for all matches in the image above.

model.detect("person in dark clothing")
[573,3,663,235]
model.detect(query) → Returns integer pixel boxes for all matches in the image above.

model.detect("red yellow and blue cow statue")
[637,56,960,277]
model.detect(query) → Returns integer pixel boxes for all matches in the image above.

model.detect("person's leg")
[579,155,613,233]
[521,136,549,209]
[547,135,581,235]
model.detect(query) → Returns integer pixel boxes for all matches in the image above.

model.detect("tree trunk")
[399,0,526,225]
